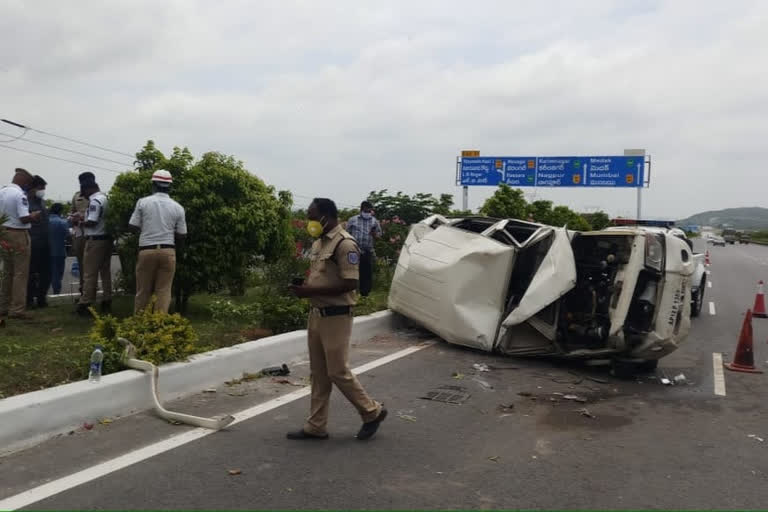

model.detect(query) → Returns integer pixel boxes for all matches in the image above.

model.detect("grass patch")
[0,283,389,399]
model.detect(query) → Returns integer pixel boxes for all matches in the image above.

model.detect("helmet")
[151,170,173,184]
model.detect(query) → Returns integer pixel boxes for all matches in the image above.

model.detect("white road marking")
[707,281,712,288]
[709,302,716,315]
[0,341,436,511]
[713,353,726,396]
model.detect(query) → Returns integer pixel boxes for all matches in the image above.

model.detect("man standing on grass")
[345,201,382,297]
[129,170,187,314]
[76,176,112,317]
[26,175,50,309]
[0,168,40,323]
[288,198,387,441]
[69,171,94,297]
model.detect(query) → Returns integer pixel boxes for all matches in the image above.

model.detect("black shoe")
[37,299,48,308]
[100,301,112,314]
[286,429,329,440]
[357,408,388,441]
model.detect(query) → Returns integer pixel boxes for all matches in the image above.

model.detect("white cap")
[151,169,173,184]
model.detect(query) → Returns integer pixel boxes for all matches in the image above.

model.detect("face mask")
[307,220,324,238]
[36,190,46,199]
[361,212,372,220]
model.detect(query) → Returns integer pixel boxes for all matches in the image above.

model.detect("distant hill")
[677,207,768,230]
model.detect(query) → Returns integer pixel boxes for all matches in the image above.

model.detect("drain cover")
[420,386,471,404]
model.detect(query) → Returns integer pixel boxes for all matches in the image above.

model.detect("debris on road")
[226,390,248,397]
[518,391,533,397]
[748,434,765,443]
[260,363,290,377]
[452,372,465,380]
[98,418,113,425]
[563,394,588,403]
[472,377,494,390]
[82,422,94,430]
[397,413,417,422]
[577,408,595,419]
[660,378,672,385]
[497,404,515,414]
[203,388,217,393]
[228,469,242,476]
[473,363,491,372]
[673,373,687,385]
[488,456,500,463]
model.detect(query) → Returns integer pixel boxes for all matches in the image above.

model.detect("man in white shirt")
[0,168,40,322]
[129,170,187,314]
[76,176,113,317]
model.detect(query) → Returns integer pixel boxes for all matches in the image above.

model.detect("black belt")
[85,235,111,241]
[314,305,352,317]
[139,244,175,251]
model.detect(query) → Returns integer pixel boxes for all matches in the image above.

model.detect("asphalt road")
[2,239,768,510]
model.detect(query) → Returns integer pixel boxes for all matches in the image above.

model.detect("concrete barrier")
[0,310,401,456]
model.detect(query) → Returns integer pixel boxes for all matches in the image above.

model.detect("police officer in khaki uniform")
[76,177,112,316]
[69,172,95,296]
[0,168,40,323]
[288,198,387,441]
[129,170,187,314]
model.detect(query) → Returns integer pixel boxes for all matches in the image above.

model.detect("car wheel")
[691,279,705,318]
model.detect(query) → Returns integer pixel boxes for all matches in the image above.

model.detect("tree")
[582,211,611,230]
[479,185,528,219]
[367,190,454,225]
[548,205,592,231]
[108,141,293,313]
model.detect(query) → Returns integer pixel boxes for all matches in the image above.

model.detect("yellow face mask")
[306,220,324,238]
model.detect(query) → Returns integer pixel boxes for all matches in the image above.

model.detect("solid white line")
[707,281,712,288]
[709,302,716,315]
[713,353,726,396]
[0,341,435,511]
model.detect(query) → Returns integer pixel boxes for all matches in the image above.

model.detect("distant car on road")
[722,228,737,244]
[738,232,751,244]
[709,235,726,247]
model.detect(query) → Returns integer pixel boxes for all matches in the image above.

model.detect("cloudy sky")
[1,0,766,218]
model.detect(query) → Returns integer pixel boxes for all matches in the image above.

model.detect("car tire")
[691,278,705,318]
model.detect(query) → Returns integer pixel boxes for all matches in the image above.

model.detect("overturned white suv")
[388,216,694,373]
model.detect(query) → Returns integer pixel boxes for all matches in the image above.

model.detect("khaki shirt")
[71,191,89,238]
[307,224,360,307]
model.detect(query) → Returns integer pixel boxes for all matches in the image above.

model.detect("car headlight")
[645,233,665,272]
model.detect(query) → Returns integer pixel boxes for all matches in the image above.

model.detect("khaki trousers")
[0,230,31,315]
[79,239,112,305]
[304,309,381,434]
[72,235,86,293]
[134,248,176,314]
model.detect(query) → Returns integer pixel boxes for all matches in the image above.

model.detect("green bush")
[90,306,200,368]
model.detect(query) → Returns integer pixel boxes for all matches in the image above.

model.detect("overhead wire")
[0,131,134,167]
[0,144,125,174]
[1,118,134,158]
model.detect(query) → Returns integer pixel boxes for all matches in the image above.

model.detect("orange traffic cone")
[753,281,768,318]
[724,310,763,373]
[705,250,711,266]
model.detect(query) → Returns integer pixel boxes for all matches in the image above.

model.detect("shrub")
[90,305,200,368]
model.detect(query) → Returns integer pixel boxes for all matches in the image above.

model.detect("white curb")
[0,310,402,456]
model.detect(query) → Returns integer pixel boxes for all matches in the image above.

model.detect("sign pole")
[624,149,646,220]
[459,150,480,212]
[462,186,469,211]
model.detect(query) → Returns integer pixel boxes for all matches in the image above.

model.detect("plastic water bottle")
[89,346,104,383]
[71,260,80,278]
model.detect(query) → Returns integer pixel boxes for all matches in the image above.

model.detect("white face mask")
[35,190,46,199]
[361,211,372,219]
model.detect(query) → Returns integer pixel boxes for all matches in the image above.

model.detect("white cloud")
[1,0,766,217]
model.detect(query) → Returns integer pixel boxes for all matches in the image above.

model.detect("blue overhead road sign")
[460,155,645,188]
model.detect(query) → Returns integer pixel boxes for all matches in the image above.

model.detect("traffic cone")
[724,310,763,373]
[753,281,768,318]
[705,250,711,266]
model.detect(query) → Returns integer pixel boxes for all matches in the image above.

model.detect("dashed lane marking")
[707,281,712,288]
[713,353,726,396]
[709,302,716,315]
